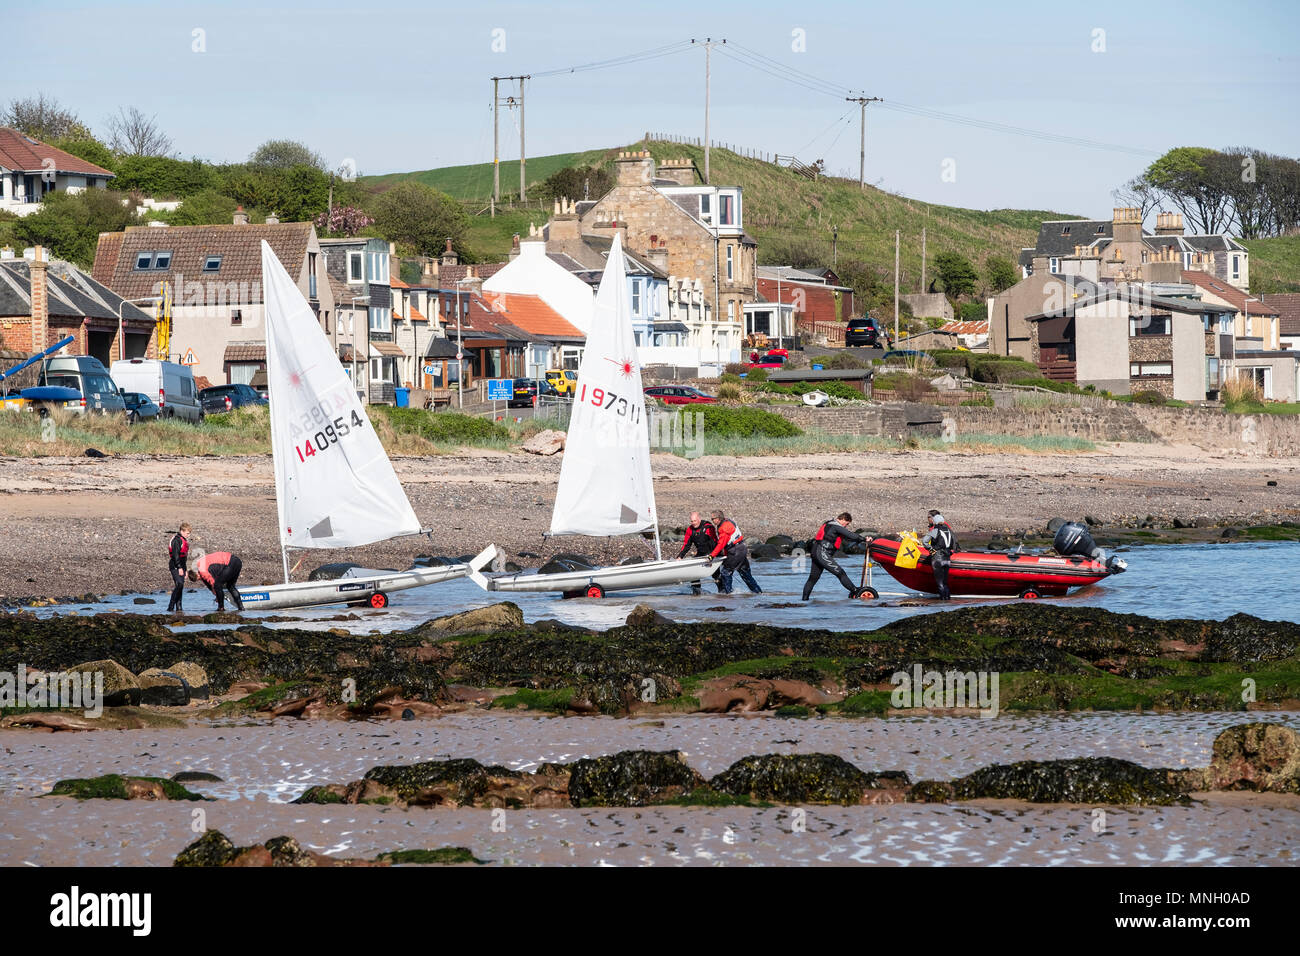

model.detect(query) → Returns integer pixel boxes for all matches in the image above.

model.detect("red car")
[746,352,789,370]
[644,385,718,405]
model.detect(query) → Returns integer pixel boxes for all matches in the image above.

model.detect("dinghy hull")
[238,564,469,611]
[473,553,713,597]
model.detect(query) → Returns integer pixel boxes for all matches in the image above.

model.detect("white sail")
[549,233,658,538]
[262,240,421,550]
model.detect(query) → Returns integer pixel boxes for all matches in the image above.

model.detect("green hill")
[1242,236,1300,293]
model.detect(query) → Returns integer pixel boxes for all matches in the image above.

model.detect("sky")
[10,0,1300,218]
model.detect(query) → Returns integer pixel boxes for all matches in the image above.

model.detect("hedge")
[679,405,803,439]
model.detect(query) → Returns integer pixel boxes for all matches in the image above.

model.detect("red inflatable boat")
[867,535,1119,598]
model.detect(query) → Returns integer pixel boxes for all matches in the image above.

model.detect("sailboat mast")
[281,546,290,585]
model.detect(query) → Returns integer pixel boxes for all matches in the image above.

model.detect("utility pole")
[845,94,883,190]
[492,77,500,203]
[894,230,900,345]
[519,77,526,201]
[920,227,926,293]
[832,225,838,271]
[692,38,725,185]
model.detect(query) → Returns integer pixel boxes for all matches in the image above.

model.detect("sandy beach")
[1,442,1296,600]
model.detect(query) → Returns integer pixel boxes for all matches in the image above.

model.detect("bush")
[824,352,867,369]
[972,359,1040,384]
[1129,390,1169,406]
[744,367,768,382]
[715,382,744,402]
[681,405,802,439]
[956,301,987,322]
[724,363,748,376]
[719,373,743,385]
[928,349,972,373]
[759,380,864,401]
[373,407,509,443]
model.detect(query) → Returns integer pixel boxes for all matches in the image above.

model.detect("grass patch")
[918,432,1096,453]
[832,690,892,715]
[757,380,866,402]
[490,687,575,712]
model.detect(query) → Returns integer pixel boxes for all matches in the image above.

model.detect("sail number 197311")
[295,410,366,463]
[577,383,641,424]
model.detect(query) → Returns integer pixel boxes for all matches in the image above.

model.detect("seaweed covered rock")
[1198,616,1299,663]
[375,848,485,865]
[710,754,907,804]
[137,669,189,706]
[952,757,1187,805]
[49,773,210,801]
[168,661,210,699]
[625,604,672,630]
[567,750,705,807]
[68,659,140,707]
[1201,722,1300,793]
[363,758,519,806]
[907,780,956,803]
[174,830,381,867]
[409,602,524,639]
[174,830,241,867]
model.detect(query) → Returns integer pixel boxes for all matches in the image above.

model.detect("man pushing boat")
[802,512,868,600]
[189,551,245,612]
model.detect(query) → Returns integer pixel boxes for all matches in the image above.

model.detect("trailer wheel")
[856,586,878,601]
[1018,587,1042,600]
[585,584,605,599]
[369,591,389,609]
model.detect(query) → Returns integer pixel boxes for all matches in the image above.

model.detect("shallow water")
[29,541,1300,633]
[2,713,1296,866]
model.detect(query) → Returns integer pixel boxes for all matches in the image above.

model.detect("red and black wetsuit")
[802,519,866,600]
[678,520,718,558]
[167,532,189,612]
[193,551,244,611]
[921,522,958,600]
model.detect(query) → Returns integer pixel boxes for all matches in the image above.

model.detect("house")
[319,237,390,402]
[482,236,595,335]
[1262,293,1300,351]
[1177,276,1297,401]
[1,246,155,374]
[0,128,114,216]
[93,211,334,388]
[1023,285,1235,401]
[573,151,752,366]
[480,290,585,380]
[753,265,855,343]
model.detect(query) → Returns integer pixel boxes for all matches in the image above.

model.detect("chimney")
[461,267,483,296]
[657,158,695,186]
[440,238,459,267]
[509,234,522,260]
[548,198,581,242]
[29,245,48,353]
[614,150,655,187]
[264,212,280,225]
[1112,206,1143,245]
[644,238,669,273]
[1154,212,1184,236]
[233,205,249,226]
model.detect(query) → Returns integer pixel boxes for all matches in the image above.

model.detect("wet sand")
[2,444,1297,601]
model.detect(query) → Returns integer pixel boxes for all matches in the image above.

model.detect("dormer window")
[133,251,173,271]
[1096,226,1105,234]
[203,255,222,273]
[1061,226,1071,237]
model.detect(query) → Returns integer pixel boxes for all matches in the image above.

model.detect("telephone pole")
[491,76,530,202]
[920,227,926,293]
[894,230,900,344]
[846,94,883,190]
[692,38,725,185]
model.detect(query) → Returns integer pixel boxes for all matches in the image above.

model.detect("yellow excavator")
[155,281,172,360]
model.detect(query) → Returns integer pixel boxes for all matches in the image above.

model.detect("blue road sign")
[487,378,513,401]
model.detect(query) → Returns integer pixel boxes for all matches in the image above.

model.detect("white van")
[109,359,203,422]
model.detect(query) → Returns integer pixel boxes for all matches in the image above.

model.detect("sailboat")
[235,241,476,611]
[469,234,712,598]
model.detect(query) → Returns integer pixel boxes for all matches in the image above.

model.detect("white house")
[0,128,113,216]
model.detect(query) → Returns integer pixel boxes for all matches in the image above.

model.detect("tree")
[12,190,139,268]
[111,155,220,199]
[539,164,613,202]
[984,255,1018,294]
[1112,174,1161,220]
[167,189,243,226]
[370,181,468,256]
[3,93,90,142]
[52,135,115,173]
[105,106,173,157]
[1142,147,1233,235]
[757,235,826,269]
[315,204,375,237]
[248,139,327,172]
[934,251,978,299]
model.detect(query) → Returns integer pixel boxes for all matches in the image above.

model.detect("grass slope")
[1242,235,1300,293]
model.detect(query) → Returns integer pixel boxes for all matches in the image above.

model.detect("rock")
[766,534,795,550]
[1084,515,1101,527]
[1172,517,1192,529]
[711,754,908,804]
[167,661,210,699]
[133,597,156,605]
[67,659,140,707]
[137,669,190,706]
[625,604,671,629]
[84,447,106,458]
[1221,527,1240,538]
[568,750,705,807]
[49,773,209,801]
[362,758,526,808]
[1046,517,1067,533]
[175,830,381,867]
[907,780,956,803]
[172,771,223,784]
[1200,722,1300,794]
[175,830,241,867]
[375,848,484,865]
[1267,480,1278,487]
[748,543,782,561]
[409,602,524,638]
[698,675,840,713]
[520,429,566,455]
[951,757,1187,805]
[1192,516,1215,528]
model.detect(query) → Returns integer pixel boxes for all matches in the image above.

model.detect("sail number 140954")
[295,410,366,463]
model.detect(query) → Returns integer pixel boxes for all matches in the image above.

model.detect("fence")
[645,134,819,175]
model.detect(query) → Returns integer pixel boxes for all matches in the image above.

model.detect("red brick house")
[755,266,855,332]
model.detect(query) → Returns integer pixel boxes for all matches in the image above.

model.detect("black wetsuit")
[167,533,189,612]
[922,522,958,600]
[198,553,244,611]
[802,520,865,600]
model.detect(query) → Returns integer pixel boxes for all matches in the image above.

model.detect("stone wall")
[1130,335,1172,362]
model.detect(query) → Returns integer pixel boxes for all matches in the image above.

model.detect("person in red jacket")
[709,510,762,594]
[189,551,245,611]
[166,522,192,613]
[677,511,720,594]
[802,513,867,600]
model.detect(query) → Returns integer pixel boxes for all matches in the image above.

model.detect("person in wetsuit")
[166,522,192,613]
[189,551,245,611]
[709,510,762,594]
[802,512,867,600]
[677,511,719,594]
[921,510,959,600]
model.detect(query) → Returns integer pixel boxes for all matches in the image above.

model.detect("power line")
[530,40,694,78]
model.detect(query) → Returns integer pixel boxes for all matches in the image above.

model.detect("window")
[1061,226,1071,236]
[348,251,363,283]
[369,307,391,332]
[153,251,172,270]
[203,255,222,273]
[231,309,242,326]
[1129,314,1170,336]
[1049,257,1060,274]
[1183,252,1193,268]
[1130,362,1173,377]
[135,252,153,270]
[133,250,174,271]
[700,193,711,220]
[727,300,735,323]
[726,245,734,281]
[1096,225,1105,234]
[631,280,641,313]
[719,193,734,226]
[1232,254,1240,279]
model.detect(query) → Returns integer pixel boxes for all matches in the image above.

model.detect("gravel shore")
[1,442,1296,601]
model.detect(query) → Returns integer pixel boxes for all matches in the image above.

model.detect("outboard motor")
[1054,521,1127,573]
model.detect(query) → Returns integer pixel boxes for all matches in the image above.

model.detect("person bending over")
[189,551,245,612]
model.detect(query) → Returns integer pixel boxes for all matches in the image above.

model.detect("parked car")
[545,369,578,396]
[746,353,788,370]
[110,358,203,422]
[845,316,892,349]
[199,383,268,414]
[123,392,161,423]
[644,385,718,405]
[38,355,127,416]
[508,379,561,408]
